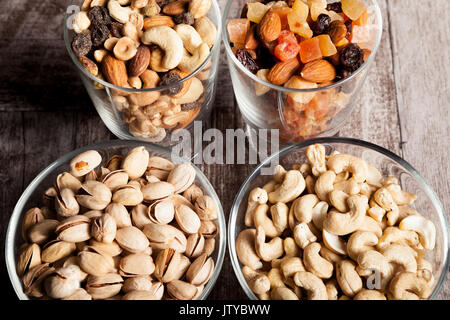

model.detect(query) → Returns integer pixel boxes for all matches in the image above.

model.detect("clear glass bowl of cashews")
[229,137,449,300]
[5,140,226,300]
[64,0,222,146]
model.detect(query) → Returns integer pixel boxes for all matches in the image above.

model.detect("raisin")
[181,101,199,111]
[344,19,353,39]
[326,1,343,13]
[91,24,110,47]
[339,43,363,72]
[314,14,331,35]
[156,0,170,9]
[110,22,123,38]
[236,49,259,74]
[72,33,92,57]
[173,12,194,25]
[88,6,111,26]
[159,72,182,95]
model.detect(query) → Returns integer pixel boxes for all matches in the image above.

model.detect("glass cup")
[229,137,449,300]
[223,0,383,145]
[64,0,222,146]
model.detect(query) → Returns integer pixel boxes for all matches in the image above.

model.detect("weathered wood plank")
[387,0,450,300]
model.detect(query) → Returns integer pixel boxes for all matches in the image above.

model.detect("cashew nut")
[303,242,334,279]
[389,272,431,300]
[314,170,336,201]
[236,229,263,270]
[310,201,328,231]
[356,250,394,289]
[416,259,435,287]
[174,24,203,54]
[189,0,212,19]
[327,154,369,183]
[253,204,280,238]
[380,244,417,273]
[268,170,305,204]
[173,77,204,105]
[150,46,170,72]
[385,184,417,206]
[325,279,339,300]
[73,11,91,34]
[283,237,300,257]
[377,226,420,251]
[242,266,270,295]
[267,268,286,288]
[329,190,349,212]
[359,182,378,199]
[293,223,317,249]
[306,144,327,177]
[333,177,361,195]
[322,230,347,256]
[368,202,386,222]
[399,215,436,250]
[357,216,383,238]
[347,231,378,261]
[270,287,299,300]
[280,257,305,278]
[263,180,278,193]
[373,187,399,226]
[128,70,160,107]
[255,226,284,262]
[178,43,210,73]
[291,194,319,223]
[108,0,133,24]
[294,271,328,300]
[323,195,368,236]
[141,26,184,69]
[336,259,363,297]
[194,16,217,48]
[366,163,383,187]
[398,205,420,220]
[353,289,386,300]
[244,187,268,227]
[320,245,343,265]
[273,165,287,183]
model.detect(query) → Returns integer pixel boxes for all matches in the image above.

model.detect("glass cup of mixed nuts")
[64,0,222,146]
[223,0,382,144]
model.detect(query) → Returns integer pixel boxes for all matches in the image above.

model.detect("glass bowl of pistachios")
[5,140,226,300]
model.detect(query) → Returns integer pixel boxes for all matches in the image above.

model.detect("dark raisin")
[181,101,199,111]
[235,49,259,74]
[110,22,123,38]
[71,33,92,57]
[314,14,331,35]
[339,43,364,72]
[159,72,182,95]
[256,46,275,69]
[326,1,342,13]
[88,6,111,26]
[156,0,170,9]
[344,19,353,39]
[173,12,194,25]
[91,24,110,47]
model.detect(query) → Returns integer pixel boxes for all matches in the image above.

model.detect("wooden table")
[0,0,448,300]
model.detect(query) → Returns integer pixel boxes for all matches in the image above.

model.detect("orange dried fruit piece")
[349,24,371,43]
[292,0,310,20]
[335,37,349,47]
[354,9,369,26]
[299,37,322,63]
[305,92,329,119]
[317,34,337,57]
[288,10,313,38]
[307,0,327,21]
[246,2,269,23]
[341,0,366,21]
[227,19,250,45]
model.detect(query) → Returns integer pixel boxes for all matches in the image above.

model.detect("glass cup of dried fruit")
[223,0,382,144]
[64,0,222,146]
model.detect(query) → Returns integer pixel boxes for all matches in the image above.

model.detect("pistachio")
[21,207,44,241]
[170,194,196,210]
[55,188,80,218]
[116,226,150,253]
[70,150,102,177]
[167,280,197,300]
[122,290,159,300]
[40,206,57,220]
[43,187,58,208]
[147,169,169,181]
[141,181,175,201]
[119,253,155,277]
[167,163,196,194]
[61,288,92,300]
[198,220,218,238]
[150,281,165,299]
[194,195,218,221]
[185,253,214,286]
[62,256,88,282]
[143,223,187,252]
[44,265,82,299]
[105,203,132,228]
[56,215,91,243]
[56,172,82,193]
[185,233,205,259]
[91,214,117,243]
[204,238,215,257]
[86,273,124,299]
[148,156,175,171]
[148,199,175,225]
[154,248,190,282]
[22,263,55,298]
[17,243,41,277]
[112,183,144,206]
[131,203,152,229]
[174,204,201,234]
[84,169,99,181]
[76,181,112,210]
[122,146,150,180]
[122,276,153,293]
[183,184,203,204]
[28,219,59,245]
[102,170,129,191]
[41,240,76,263]
[89,239,123,257]
[106,155,123,172]
[83,210,103,219]
[78,247,115,276]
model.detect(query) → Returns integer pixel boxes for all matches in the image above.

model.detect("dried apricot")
[341,0,366,21]
[299,37,322,63]
[317,34,337,57]
[227,19,250,45]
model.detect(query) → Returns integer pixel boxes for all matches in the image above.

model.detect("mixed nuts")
[17,146,220,300]
[236,143,437,300]
[71,0,217,142]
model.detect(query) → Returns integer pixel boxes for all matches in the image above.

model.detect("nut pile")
[17,146,220,300]
[236,144,437,300]
[227,0,375,140]
[71,0,217,142]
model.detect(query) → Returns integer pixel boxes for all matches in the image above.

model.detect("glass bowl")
[228,137,448,300]
[5,140,226,300]
[64,0,222,146]
[223,0,383,144]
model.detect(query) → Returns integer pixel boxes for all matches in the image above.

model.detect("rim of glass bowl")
[6,140,226,300]
[222,0,383,94]
[228,137,449,300]
[63,0,223,93]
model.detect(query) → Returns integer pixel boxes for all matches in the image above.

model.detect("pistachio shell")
[44,266,82,299]
[83,210,103,219]
[185,253,214,286]
[56,172,82,193]
[28,219,59,245]
[119,253,155,277]
[194,195,218,221]
[131,204,152,229]
[141,181,175,201]
[154,249,190,283]
[21,207,44,241]
[106,155,123,172]
[204,238,215,256]
[89,239,123,257]
[56,215,91,243]
[76,181,112,210]
[148,199,174,225]
[78,248,115,276]
[121,146,150,180]
[185,233,205,259]
[174,204,201,234]
[143,223,187,252]
[17,243,41,276]
[70,150,102,177]
[61,288,92,300]
[148,156,175,171]
[102,170,129,191]
[167,163,196,194]
[105,203,132,228]
[55,188,80,218]
[41,240,76,263]
[112,184,144,206]
[198,220,218,239]
[150,281,165,300]
[62,256,88,282]
[84,169,99,181]
[86,273,123,299]
[170,194,196,210]
[22,263,55,298]
[115,226,149,253]
[122,276,153,293]
[91,214,117,243]
[146,169,169,181]
[183,184,204,204]
[43,187,57,208]
[122,290,159,300]
[167,280,197,300]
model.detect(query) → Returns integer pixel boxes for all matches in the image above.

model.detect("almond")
[300,60,336,83]
[257,9,281,43]
[267,57,300,85]
[162,0,188,16]
[102,55,128,87]
[328,20,347,45]
[245,25,259,50]
[128,45,151,77]
[144,15,175,30]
